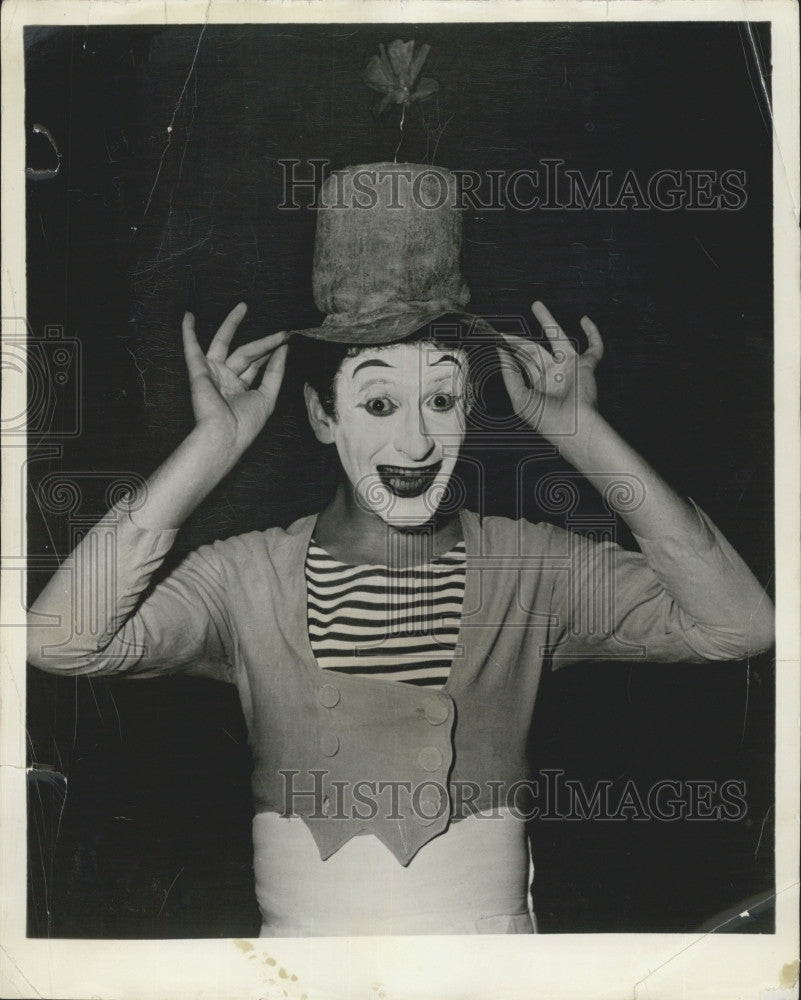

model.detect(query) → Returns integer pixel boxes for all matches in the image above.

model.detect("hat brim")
[289,307,500,345]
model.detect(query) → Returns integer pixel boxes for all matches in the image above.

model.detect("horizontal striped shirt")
[305,537,466,688]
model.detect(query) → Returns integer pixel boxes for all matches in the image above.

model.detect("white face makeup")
[323,342,469,527]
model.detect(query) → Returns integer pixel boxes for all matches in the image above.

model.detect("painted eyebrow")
[430,353,463,367]
[351,358,394,377]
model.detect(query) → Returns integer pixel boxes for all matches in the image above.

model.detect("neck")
[314,483,462,566]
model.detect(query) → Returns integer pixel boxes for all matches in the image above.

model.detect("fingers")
[239,353,271,388]
[256,342,289,407]
[206,301,248,361]
[239,331,289,385]
[497,334,548,389]
[531,301,604,367]
[579,316,604,365]
[497,347,527,400]
[227,330,290,377]
[182,312,211,380]
[184,301,289,380]
[496,342,546,428]
[530,301,575,358]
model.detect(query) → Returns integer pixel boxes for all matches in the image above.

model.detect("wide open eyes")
[360,396,398,417]
[427,391,458,412]
[358,392,462,417]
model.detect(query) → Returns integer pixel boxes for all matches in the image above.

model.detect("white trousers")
[253,809,537,936]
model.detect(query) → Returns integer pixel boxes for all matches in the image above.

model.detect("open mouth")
[377,462,442,498]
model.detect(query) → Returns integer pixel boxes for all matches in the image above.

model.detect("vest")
[42,501,746,866]
[215,508,706,865]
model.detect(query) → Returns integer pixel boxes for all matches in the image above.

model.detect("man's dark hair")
[296,314,479,419]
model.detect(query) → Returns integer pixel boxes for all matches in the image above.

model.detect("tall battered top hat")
[291,162,497,344]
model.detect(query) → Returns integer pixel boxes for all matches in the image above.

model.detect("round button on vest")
[320,733,340,757]
[318,684,340,708]
[418,746,443,772]
[415,786,445,826]
[423,698,449,725]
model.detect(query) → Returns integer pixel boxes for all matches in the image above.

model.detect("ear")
[460,367,476,417]
[304,383,336,444]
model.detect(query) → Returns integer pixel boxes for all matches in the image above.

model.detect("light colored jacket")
[27,503,773,865]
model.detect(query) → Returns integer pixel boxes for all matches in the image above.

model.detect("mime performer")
[28,163,774,936]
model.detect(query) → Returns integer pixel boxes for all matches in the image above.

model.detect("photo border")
[2,1,798,998]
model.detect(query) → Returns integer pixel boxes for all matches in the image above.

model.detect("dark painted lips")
[377,462,442,498]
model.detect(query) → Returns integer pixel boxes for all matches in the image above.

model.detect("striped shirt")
[305,537,466,688]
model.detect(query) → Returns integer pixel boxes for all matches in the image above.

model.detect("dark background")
[24,21,774,937]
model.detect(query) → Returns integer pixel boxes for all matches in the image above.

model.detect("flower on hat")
[364,40,439,116]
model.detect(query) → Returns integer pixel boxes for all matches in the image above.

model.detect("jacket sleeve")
[544,500,774,666]
[27,505,235,682]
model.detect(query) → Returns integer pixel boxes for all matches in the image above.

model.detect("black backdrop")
[25,21,774,937]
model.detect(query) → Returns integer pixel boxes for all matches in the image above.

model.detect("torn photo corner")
[1,1,799,999]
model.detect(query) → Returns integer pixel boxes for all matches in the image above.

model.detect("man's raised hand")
[182,302,288,456]
[497,300,603,440]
